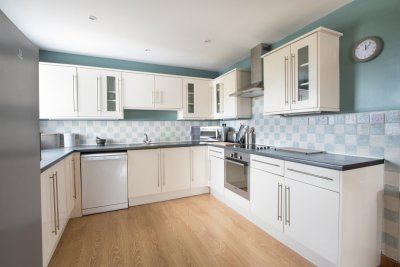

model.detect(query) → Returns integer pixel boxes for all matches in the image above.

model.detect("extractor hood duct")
[230,43,270,97]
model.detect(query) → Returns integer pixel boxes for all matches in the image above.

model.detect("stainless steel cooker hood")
[230,43,270,98]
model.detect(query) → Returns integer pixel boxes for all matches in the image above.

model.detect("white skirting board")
[129,186,210,206]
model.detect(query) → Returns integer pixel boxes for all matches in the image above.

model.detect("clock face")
[353,36,383,62]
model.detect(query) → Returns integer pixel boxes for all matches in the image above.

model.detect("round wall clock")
[352,36,383,62]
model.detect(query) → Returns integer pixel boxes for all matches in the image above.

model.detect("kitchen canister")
[63,133,77,147]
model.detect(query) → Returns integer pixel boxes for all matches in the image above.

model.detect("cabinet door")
[284,178,339,265]
[209,156,225,195]
[122,72,155,109]
[182,79,197,118]
[213,80,223,119]
[39,64,77,119]
[264,46,291,114]
[190,146,209,188]
[41,168,57,267]
[100,70,123,118]
[196,80,213,118]
[162,148,190,192]
[128,149,161,198]
[290,33,318,110]
[65,155,76,216]
[221,71,236,118]
[77,68,101,118]
[154,75,183,109]
[250,168,284,231]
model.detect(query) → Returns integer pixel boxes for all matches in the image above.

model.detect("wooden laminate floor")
[50,194,313,267]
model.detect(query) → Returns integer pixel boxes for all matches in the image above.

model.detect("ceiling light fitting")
[89,15,97,21]
[204,39,211,43]
[145,49,151,52]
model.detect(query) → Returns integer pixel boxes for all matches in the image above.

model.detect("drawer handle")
[252,159,280,168]
[210,149,222,154]
[287,168,334,181]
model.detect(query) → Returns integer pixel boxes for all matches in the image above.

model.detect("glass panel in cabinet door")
[187,83,195,114]
[297,46,309,102]
[106,76,116,112]
[216,83,221,113]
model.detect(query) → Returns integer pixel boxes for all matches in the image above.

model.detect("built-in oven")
[224,149,250,200]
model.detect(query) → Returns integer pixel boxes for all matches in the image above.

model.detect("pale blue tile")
[370,147,384,158]
[334,135,345,144]
[345,145,357,155]
[286,133,292,140]
[335,114,345,124]
[357,124,370,135]
[300,133,307,141]
[386,135,400,147]
[293,125,299,132]
[386,123,400,136]
[370,124,385,135]
[344,124,357,134]
[370,112,385,124]
[357,113,370,124]
[385,110,400,123]
[357,135,370,146]
[345,114,357,124]
[325,125,334,134]
[316,116,328,125]
[316,134,325,143]
[308,125,316,133]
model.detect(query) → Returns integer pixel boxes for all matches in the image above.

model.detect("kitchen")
[0,0,400,266]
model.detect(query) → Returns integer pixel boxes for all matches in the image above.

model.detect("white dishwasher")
[81,152,128,215]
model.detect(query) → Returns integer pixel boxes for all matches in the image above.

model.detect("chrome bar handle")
[157,152,160,187]
[162,152,165,186]
[287,168,334,181]
[277,183,281,220]
[284,57,288,105]
[251,159,280,168]
[55,171,60,230]
[50,174,57,235]
[72,158,76,199]
[280,183,283,221]
[287,186,291,225]
[284,186,290,225]
[291,54,296,104]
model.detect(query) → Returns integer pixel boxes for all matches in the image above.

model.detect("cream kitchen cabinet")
[190,146,209,188]
[41,159,70,267]
[213,69,252,119]
[263,27,342,115]
[76,67,123,119]
[128,146,208,206]
[122,72,183,110]
[39,63,78,119]
[249,154,383,267]
[154,75,183,109]
[177,78,213,120]
[39,63,123,119]
[208,147,225,196]
[122,71,155,109]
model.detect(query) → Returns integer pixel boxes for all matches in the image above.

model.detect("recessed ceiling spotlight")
[204,39,211,43]
[89,15,97,21]
[145,49,151,52]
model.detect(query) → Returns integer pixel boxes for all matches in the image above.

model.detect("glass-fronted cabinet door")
[187,82,195,115]
[290,33,318,110]
[101,70,123,118]
[214,82,223,117]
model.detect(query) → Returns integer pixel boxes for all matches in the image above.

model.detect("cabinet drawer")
[208,147,224,159]
[285,161,340,192]
[250,154,284,176]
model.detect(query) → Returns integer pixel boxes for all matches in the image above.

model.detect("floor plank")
[50,194,314,267]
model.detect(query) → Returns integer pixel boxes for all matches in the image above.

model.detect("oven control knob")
[230,153,234,157]
[239,156,242,160]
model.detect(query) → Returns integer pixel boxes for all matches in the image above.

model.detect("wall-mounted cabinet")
[213,69,252,119]
[263,27,342,115]
[177,78,213,120]
[39,63,123,120]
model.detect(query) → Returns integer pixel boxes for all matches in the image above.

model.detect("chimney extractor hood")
[230,43,270,98]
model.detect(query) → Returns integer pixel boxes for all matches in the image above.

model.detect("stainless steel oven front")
[224,149,250,200]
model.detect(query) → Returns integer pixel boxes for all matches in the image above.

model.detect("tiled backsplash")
[39,120,219,145]
[40,97,400,260]
[222,97,400,260]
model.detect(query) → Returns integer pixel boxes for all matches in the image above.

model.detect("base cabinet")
[248,155,383,266]
[208,147,225,195]
[128,146,209,205]
[41,157,74,267]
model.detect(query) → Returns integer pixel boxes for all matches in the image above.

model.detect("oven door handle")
[225,158,248,167]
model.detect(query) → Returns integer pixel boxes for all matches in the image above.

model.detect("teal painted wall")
[39,50,219,79]
[219,56,251,75]
[220,0,400,112]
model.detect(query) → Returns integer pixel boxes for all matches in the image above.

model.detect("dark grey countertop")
[209,144,384,171]
[40,142,384,173]
[40,142,207,172]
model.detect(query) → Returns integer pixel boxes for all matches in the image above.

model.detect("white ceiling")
[0,0,351,71]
